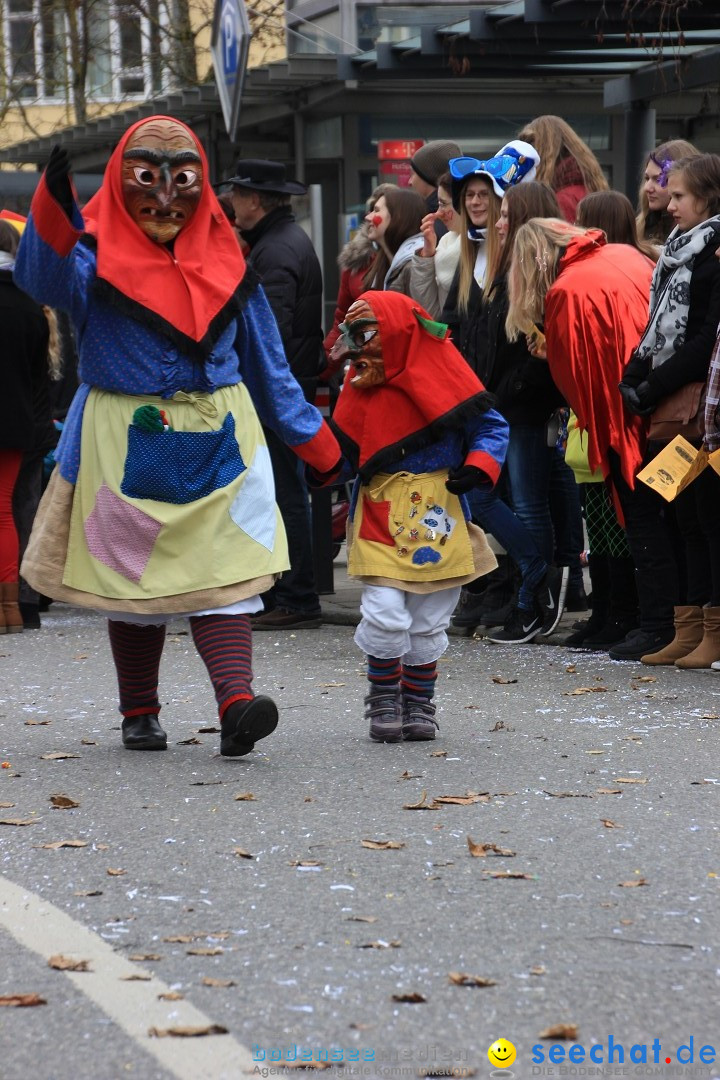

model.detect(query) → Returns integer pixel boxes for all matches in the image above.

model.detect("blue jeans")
[466,485,546,610]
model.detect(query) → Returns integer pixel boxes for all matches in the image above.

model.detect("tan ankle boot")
[1,582,23,634]
[675,606,720,669]
[641,606,703,665]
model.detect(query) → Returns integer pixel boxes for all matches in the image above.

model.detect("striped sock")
[401,661,437,700]
[367,655,401,689]
[190,614,253,719]
[107,620,166,718]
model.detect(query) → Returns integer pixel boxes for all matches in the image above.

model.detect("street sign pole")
[211,0,252,142]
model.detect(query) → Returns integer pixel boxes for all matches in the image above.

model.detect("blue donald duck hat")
[449,139,540,210]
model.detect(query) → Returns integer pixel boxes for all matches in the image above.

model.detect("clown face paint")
[122,118,203,244]
[331,299,384,389]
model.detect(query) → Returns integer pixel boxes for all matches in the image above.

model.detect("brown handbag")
[648,380,706,443]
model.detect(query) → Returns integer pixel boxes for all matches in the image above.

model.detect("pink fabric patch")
[84,484,163,583]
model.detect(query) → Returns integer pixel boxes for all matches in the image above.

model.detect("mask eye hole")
[174,169,197,188]
[133,167,155,186]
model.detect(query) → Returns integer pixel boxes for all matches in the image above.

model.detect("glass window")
[9,17,36,96]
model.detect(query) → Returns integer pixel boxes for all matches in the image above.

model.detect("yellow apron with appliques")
[348,469,478,584]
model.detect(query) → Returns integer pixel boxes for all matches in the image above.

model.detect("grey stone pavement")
[0,550,719,1080]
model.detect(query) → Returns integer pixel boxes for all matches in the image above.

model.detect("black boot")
[220,696,279,757]
[121,714,167,751]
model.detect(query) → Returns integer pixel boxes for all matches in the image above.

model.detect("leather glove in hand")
[44,145,73,219]
[445,464,491,494]
[619,381,655,417]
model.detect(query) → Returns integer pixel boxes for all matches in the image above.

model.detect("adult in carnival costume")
[326,291,507,742]
[16,117,341,755]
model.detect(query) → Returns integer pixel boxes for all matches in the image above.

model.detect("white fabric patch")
[229,442,277,551]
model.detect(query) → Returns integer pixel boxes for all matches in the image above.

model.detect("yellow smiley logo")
[487,1039,516,1068]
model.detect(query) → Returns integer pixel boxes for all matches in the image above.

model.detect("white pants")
[106,595,264,627]
[354,584,461,666]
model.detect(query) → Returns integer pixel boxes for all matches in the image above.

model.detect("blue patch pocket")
[121,412,245,504]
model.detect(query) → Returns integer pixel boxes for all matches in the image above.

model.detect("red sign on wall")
[377,139,425,161]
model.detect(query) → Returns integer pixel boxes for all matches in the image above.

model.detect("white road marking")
[0,876,256,1079]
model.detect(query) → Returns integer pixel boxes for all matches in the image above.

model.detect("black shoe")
[451,589,488,629]
[608,627,674,661]
[251,608,322,630]
[121,714,167,751]
[536,565,569,636]
[565,587,589,612]
[220,696,279,756]
[585,615,639,649]
[487,607,543,644]
[19,602,41,630]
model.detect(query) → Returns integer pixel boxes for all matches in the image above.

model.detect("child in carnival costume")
[326,291,508,741]
[15,117,341,756]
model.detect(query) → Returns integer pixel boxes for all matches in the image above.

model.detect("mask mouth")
[139,207,186,221]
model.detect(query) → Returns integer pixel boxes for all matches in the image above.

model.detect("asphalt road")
[0,603,719,1080]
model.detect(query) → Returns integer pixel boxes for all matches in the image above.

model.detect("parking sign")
[211,0,252,141]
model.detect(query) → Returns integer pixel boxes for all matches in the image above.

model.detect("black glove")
[445,464,491,495]
[44,145,73,219]
[619,381,655,417]
[306,457,343,488]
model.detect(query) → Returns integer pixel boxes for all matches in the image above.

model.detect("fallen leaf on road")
[39,839,88,849]
[429,750,447,758]
[618,878,648,888]
[41,752,80,760]
[362,839,405,850]
[632,676,656,683]
[73,654,88,660]
[190,780,222,786]
[624,736,643,743]
[483,871,533,880]
[178,737,201,746]
[596,788,622,795]
[50,794,80,809]
[106,867,126,876]
[74,889,102,896]
[539,1023,578,1040]
[202,977,237,987]
[491,676,517,684]
[565,687,608,695]
[434,792,489,806]
[403,790,438,811]
[80,738,97,745]
[317,682,346,688]
[346,915,377,923]
[49,955,90,972]
[601,819,622,829]
[232,847,254,859]
[149,1024,228,1037]
[0,993,46,1007]
[566,665,576,673]
[614,778,648,784]
[543,791,592,799]
[391,992,426,1004]
[187,947,223,956]
[129,953,162,961]
[489,720,514,732]
[196,727,220,734]
[448,972,497,987]
[0,818,38,826]
[158,991,184,1001]
[234,792,256,801]
[25,719,51,726]
[0,802,14,808]
[121,973,152,981]
[289,859,323,867]
[467,838,516,858]
[398,770,423,781]
[529,966,546,976]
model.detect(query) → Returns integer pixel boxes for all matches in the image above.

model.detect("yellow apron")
[348,469,477,583]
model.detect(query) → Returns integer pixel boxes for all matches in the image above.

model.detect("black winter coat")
[622,237,720,402]
[241,207,324,401]
[480,275,564,426]
[0,268,52,451]
[440,267,487,376]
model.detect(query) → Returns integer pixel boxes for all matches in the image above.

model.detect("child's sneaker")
[401,694,438,740]
[365,686,402,742]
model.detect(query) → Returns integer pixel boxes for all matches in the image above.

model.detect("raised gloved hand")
[619,380,655,417]
[44,145,73,219]
[445,464,491,494]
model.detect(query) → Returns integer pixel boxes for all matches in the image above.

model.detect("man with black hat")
[408,140,462,238]
[227,158,325,630]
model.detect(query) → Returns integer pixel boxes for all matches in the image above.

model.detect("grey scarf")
[634,215,720,369]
